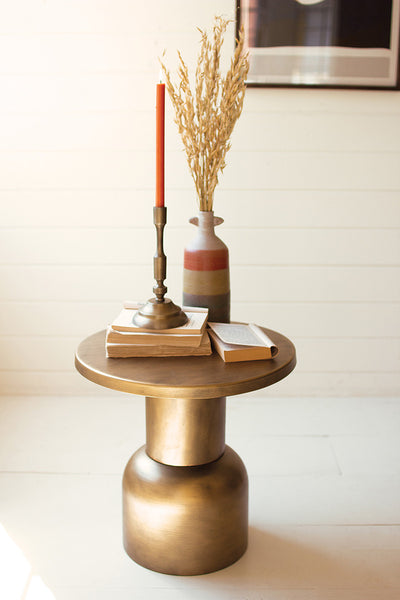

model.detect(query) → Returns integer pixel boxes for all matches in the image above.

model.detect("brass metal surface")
[132,206,188,329]
[132,297,188,330]
[75,323,296,575]
[152,206,168,301]
[123,445,248,575]
[75,327,296,399]
[146,396,226,466]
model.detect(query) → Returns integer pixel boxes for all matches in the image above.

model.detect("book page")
[208,323,272,347]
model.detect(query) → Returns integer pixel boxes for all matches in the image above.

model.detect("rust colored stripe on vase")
[184,248,229,271]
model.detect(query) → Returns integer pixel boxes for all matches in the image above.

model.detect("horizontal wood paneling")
[0,370,106,396]
[0,73,229,113]
[243,89,400,114]
[1,190,399,228]
[1,150,400,190]
[260,371,400,397]
[0,301,398,338]
[1,76,400,114]
[230,266,400,302]
[0,0,399,397]
[0,73,160,112]
[0,266,399,302]
[0,34,158,74]
[0,32,235,77]
[233,112,400,153]
[0,302,122,337]
[0,1,234,34]
[231,302,400,338]
[1,228,399,265]
[221,151,400,191]
[1,111,400,153]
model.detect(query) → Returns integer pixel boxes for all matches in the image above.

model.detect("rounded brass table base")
[123,445,249,576]
[75,329,296,575]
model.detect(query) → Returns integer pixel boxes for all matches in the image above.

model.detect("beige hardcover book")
[111,305,208,335]
[106,331,211,358]
[106,325,204,347]
[208,322,278,363]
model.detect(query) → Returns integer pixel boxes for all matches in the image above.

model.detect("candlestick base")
[132,297,188,330]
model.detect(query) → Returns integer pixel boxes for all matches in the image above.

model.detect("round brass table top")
[75,328,296,400]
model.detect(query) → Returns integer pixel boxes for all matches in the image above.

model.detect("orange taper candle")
[155,82,165,207]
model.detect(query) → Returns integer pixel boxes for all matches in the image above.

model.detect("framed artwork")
[237,0,400,88]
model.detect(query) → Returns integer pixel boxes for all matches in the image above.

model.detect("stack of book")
[106,305,211,358]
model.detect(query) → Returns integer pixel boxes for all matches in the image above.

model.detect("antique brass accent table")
[75,327,296,576]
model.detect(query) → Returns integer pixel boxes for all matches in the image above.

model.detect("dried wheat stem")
[160,16,249,212]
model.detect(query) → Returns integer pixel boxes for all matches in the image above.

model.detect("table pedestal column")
[122,396,248,575]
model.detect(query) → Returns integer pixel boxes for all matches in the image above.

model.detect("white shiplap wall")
[0,0,399,396]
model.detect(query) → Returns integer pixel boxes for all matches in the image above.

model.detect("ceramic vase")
[183,211,230,323]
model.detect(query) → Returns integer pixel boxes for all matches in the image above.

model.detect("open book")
[208,322,278,362]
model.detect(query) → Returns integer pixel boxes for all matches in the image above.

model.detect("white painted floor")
[0,394,399,600]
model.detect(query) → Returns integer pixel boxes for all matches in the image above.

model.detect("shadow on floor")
[190,525,390,593]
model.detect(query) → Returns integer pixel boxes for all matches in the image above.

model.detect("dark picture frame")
[237,0,400,89]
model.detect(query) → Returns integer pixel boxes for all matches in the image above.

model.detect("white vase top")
[189,211,224,227]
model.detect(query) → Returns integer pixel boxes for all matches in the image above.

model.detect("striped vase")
[183,211,230,323]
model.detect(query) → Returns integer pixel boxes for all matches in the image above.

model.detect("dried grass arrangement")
[160,16,249,212]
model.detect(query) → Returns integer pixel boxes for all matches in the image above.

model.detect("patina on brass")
[132,206,188,330]
[74,327,296,399]
[146,396,225,466]
[123,394,247,575]
[74,328,296,575]
[123,445,248,576]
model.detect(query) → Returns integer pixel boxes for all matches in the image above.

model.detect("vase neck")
[198,211,215,230]
[190,211,224,230]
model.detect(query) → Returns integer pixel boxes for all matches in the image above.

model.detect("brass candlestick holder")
[132,206,188,330]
